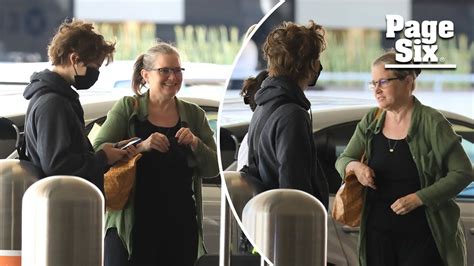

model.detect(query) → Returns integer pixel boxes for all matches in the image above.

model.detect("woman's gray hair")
[131,42,180,95]
[372,49,421,79]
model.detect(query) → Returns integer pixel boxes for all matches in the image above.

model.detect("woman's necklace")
[385,107,412,153]
[387,139,398,153]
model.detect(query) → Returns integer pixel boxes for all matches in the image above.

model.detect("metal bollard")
[222,171,262,258]
[242,189,327,266]
[22,175,104,266]
[0,159,40,266]
[223,171,261,219]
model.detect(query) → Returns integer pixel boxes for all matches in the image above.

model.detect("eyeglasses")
[150,67,185,76]
[368,77,401,90]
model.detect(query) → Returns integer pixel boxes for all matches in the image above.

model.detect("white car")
[220,101,474,266]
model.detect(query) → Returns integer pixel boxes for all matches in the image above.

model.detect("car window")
[191,106,218,140]
[206,114,218,140]
[450,121,474,199]
[314,121,359,194]
[0,117,19,158]
[316,119,474,199]
[454,124,474,199]
[113,80,131,88]
[451,123,474,161]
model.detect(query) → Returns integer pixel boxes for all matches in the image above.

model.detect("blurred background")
[1,0,473,174]
[0,0,269,64]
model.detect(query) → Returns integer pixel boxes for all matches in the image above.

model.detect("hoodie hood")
[23,69,78,100]
[254,76,311,110]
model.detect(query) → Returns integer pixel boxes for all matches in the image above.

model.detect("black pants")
[366,228,444,266]
[105,228,130,266]
[104,227,198,266]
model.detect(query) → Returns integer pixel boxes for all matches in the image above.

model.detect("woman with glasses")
[93,42,218,266]
[336,50,472,266]
[244,20,329,208]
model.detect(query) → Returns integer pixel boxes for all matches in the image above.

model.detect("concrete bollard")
[0,159,40,266]
[22,175,104,266]
[223,171,261,220]
[242,189,327,266]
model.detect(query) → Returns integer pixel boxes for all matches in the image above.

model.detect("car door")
[450,121,474,266]
[314,121,360,266]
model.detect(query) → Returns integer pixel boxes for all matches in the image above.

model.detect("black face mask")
[307,63,323,87]
[73,66,100,90]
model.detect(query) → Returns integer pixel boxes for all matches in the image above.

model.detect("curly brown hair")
[48,19,115,67]
[263,20,326,83]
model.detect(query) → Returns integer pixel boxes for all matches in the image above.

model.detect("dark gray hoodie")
[247,76,329,208]
[23,69,107,192]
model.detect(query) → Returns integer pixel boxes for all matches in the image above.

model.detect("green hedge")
[320,29,473,74]
[95,23,473,89]
[96,23,242,64]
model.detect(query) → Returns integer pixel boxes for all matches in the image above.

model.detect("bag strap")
[343,107,382,180]
[17,133,28,160]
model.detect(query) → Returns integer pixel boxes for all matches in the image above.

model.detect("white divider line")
[0,250,21,256]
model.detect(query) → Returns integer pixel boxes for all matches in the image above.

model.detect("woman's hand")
[175,127,199,150]
[347,161,377,190]
[137,132,170,153]
[391,193,423,215]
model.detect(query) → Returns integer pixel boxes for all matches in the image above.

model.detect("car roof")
[2,94,219,130]
[221,103,473,132]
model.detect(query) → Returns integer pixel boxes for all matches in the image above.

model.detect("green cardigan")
[335,97,473,266]
[93,91,218,259]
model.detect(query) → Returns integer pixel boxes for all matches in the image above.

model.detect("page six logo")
[385,15,456,69]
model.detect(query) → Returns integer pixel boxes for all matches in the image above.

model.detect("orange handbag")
[104,153,142,210]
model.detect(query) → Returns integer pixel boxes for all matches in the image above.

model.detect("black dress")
[365,133,443,266]
[105,118,198,266]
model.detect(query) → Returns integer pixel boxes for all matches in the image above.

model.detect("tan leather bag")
[104,153,142,210]
[331,160,365,227]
